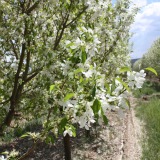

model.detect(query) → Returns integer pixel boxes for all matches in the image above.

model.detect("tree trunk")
[0,102,15,135]
[63,134,71,160]
[85,129,90,138]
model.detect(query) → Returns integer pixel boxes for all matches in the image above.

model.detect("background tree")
[140,38,160,79]
[133,58,142,71]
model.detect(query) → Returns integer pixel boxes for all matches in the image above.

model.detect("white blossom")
[63,128,73,137]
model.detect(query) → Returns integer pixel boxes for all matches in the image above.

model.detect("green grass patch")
[0,119,42,143]
[133,81,158,98]
[136,98,160,160]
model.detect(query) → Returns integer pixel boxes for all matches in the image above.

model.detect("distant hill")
[131,58,140,66]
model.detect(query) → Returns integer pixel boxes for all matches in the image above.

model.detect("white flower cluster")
[0,156,7,160]
[60,69,146,137]
[127,70,146,89]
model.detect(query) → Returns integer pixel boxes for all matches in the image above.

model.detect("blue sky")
[130,0,160,59]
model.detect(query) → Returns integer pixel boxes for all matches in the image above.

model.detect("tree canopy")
[135,38,160,78]
[0,1,146,159]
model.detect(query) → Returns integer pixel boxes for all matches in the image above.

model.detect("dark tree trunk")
[85,129,90,138]
[0,101,15,135]
[63,134,71,160]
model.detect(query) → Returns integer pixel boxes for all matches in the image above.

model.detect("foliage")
[140,38,160,77]
[136,98,160,160]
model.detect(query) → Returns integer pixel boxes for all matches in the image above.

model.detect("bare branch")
[18,140,40,160]
[23,72,39,85]
[53,14,69,50]
[26,0,41,15]
[66,6,88,27]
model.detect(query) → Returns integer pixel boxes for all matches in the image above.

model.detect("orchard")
[0,0,154,159]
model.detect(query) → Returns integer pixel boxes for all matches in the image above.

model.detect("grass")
[0,119,42,143]
[133,81,157,98]
[136,97,160,160]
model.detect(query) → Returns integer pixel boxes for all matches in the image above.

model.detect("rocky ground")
[0,97,143,160]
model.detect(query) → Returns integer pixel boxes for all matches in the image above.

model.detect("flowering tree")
[133,59,142,71]
[140,38,160,78]
[0,0,147,159]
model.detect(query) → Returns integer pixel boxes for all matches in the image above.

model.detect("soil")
[0,97,143,160]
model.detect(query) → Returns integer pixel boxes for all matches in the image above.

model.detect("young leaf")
[1,151,9,155]
[91,99,101,116]
[105,83,111,94]
[103,115,108,125]
[145,67,158,76]
[67,124,76,137]
[81,51,87,64]
[116,78,130,92]
[91,85,96,98]
[64,93,75,101]
[74,68,84,74]
[59,117,68,134]
[119,67,131,73]
[20,133,30,138]
[50,85,55,92]
[45,135,55,144]
[60,118,68,129]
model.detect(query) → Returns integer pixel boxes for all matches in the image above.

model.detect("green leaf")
[50,85,55,91]
[45,135,55,144]
[111,82,116,93]
[66,42,74,48]
[53,106,58,113]
[60,118,68,129]
[1,151,9,155]
[116,78,130,92]
[64,93,75,101]
[119,67,131,73]
[59,117,68,134]
[125,98,131,109]
[91,85,96,98]
[91,99,101,119]
[74,68,84,74]
[105,83,111,94]
[66,124,76,137]
[102,115,108,125]
[72,129,76,137]
[20,133,30,138]
[81,51,87,64]
[145,67,158,76]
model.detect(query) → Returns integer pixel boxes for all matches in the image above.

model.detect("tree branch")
[18,140,39,160]
[26,0,40,15]
[66,6,88,27]
[53,14,69,50]
[23,72,39,85]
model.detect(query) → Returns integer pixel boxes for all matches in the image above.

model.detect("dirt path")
[72,97,143,160]
[122,97,143,160]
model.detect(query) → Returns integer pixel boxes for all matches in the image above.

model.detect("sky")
[130,0,160,59]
